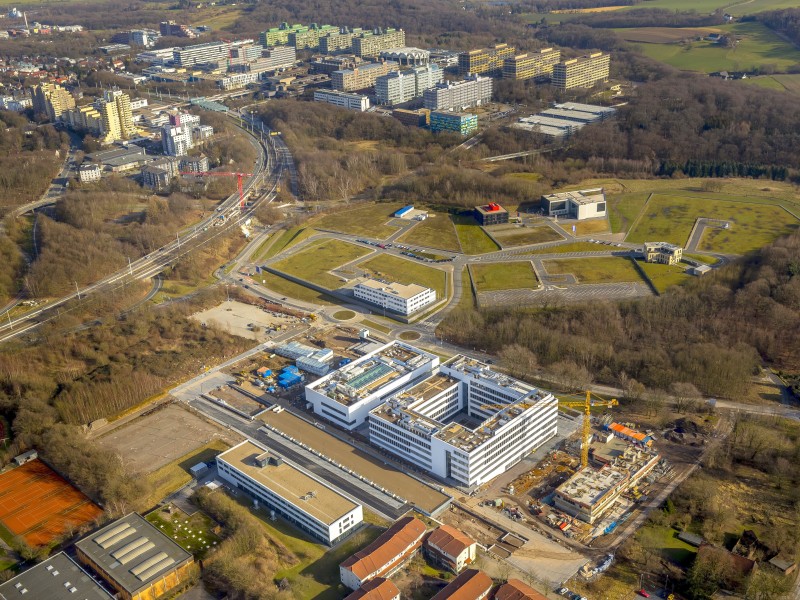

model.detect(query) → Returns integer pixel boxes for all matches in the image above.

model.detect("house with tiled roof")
[431,569,493,600]
[424,525,477,573]
[494,578,549,600]
[344,577,401,600]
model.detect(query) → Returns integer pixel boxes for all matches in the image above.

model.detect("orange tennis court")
[0,459,103,546]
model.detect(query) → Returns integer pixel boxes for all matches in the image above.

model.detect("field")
[261,273,338,305]
[257,226,318,261]
[271,239,371,289]
[0,459,103,547]
[628,22,800,73]
[557,218,611,237]
[544,257,644,283]
[636,259,691,293]
[452,214,501,254]
[311,202,407,239]
[357,254,448,298]
[470,262,539,292]
[608,193,650,234]
[146,505,221,559]
[523,241,612,254]
[614,0,798,14]
[615,26,721,43]
[97,403,239,474]
[743,73,800,96]
[487,223,564,247]
[397,212,461,252]
[626,194,799,254]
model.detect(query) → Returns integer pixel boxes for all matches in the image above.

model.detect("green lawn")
[358,254,448,298]
[683,253,720,265]
[257,227,318,261]
[144,440,230,508]
[637,259,691,293]
[490,224,564,247]
[398,212,462,252]
[614,0,798,14]
[544,257,645,283]
[637,525,698,567]
[523,241,611,254]
[271,239,371,289]
[146,507,221,559]
[260,273,337,305]
[470,262,538,292]
[608,193,650,234]
[743,73,800,96]
[332,310,356,320]
[626,193,799,254]
[452,214,501,255]
[312,202,407,239]
[630,22,800,73]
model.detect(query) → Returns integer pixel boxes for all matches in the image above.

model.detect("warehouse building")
[458,43,515,76]
[554,446,661,523]
[0,552,114,600]
[375,64,443,105]
[430,111,478,136]
[541,188,606,220]
[352,28,406,58]
[340,516,427,590]
[431,569,493,600]
[502,48,561,80]
[512,102,616,139]
[305,341,440,430]
[511,114,584,139]
[314,89,371,111]
[354,279,437,315]
[217,441,364,545]
[643,242,683,265]
[75,513,194,600]
[332,62,398,91]
[424,525,477,573]
[368,354,558,487]
[474,202,508,225]
[423,75,492,111]
[552,52,611,91]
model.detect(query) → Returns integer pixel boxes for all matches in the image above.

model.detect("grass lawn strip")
[261,274,337,306]
[636,259,691,293]
[311,202,407,239]
[258,227,318,261]
[271,239,371,289]
[544,256,645,284]
[607,192,650,234]
[398,212,461,252]
[490,225,564,247]
[522,241,613,255]
[452,214,501,254]
[470,262,538,292]
[557,218,610,237]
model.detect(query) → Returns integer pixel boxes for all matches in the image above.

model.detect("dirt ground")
[97,403,240,474]
[192,300,300,341]
[210,385,268,417]
[258,409,450,514]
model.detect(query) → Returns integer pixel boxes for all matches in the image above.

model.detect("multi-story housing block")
[458,43,515,76]
[375,64,442,105]
[502,48,561,80]
[551,52,611,90]
[331,62,397,91]
[352,28,406,58]
[422,75,492,111]
[31,82,75,121]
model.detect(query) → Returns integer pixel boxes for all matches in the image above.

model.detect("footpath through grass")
[452,214,500,254]
[470,262,538,292]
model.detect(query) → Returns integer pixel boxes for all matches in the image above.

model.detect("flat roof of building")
[217,441,358,525]
[556,466,626,508]
[74,513,193,596]
[511,122,571,137]
[542,188,604,205]
[308,341,438,406]
[515,115,582,131]
[553,102,616,116]
[0,552,114,600]
[644,241,681,251]
[356,279,432,300]
[539,108,602,123]
[474,203,508,216]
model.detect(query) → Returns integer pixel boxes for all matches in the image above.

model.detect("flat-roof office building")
[314,89,370,111]
[375,64,443,106]
[352,28,406,58]
[332,62,398,91]
[542,188,606,220]
[0,553,114,600]
[552,52,611,91]
[354,279,436,315]
[217,441,363,545]
[458,43,515,76]
[502,48,561,80]
[423,75,492,111]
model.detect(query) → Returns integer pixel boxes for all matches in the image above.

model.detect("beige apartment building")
[551,52,611,90]
[503,47,561,80]
[458,43,515,76]
[352,28,406,58]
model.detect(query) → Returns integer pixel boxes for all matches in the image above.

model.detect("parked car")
[637,590,650,598]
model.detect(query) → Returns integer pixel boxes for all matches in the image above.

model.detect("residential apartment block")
[260,23,304,47]
[502,48,561,80]
[288,24,338,50]
[643,241,683,265]
[422,75,492,111]
[217,441,364,545]
[551,52,611,90]
[430,111,478,136]
[78,163,102,183]
[458,43,515,76]
[353,279,437,314]
[495,579,549,600]
[96,89,137,142]
[375,64,443,105]
[344,578,401,600]
[31,82,75,121]
[314,89,370,111]
[352,28,406,58]
[331,62,397,91]
[340,516,427,590]
[424,525,477,573]
[320,28,363,54]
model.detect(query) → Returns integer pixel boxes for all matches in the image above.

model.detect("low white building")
[314,89,370,112]
[305,341,439,430]
[354,279,436,316]
[78,163,102,183]
[542,188,606,220]
[216,441,363,545]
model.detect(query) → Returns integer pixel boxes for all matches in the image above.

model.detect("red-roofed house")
[344,577,401,600]
[340,516,427,590]
[424,525,477,573]
[494,578,549,600]
[431,569,493,600]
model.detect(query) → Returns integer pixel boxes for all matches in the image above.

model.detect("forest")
[752,8,800,46]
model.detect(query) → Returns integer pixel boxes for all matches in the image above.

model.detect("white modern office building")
[542,188,606,220]
[216,441,363,545]
[422,74,492,111]
[368,355,558,487]
[375,64,443,106]
[305,342,440,430]
[173,39,254,67]
[314,89,370,111]
[353,280,436,315]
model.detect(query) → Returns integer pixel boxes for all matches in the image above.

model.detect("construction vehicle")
[560,391,618,469]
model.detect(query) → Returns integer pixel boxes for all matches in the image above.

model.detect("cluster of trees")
[753,8,800,47]
[441,229,800,398]
[567,8,725,29]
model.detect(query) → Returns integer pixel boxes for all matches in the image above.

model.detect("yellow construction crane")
[560,391,618,469]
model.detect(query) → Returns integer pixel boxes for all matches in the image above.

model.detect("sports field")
[271,239,371,289]
[544,257,644,284]
[397,212,461,252]
[470,262,538,291]
[0,460,103,546]
[629,22,800,73]
[357,254,448,298]
[626,194,799,254]
[311,202,407,239]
